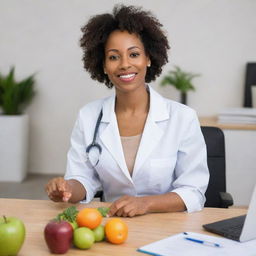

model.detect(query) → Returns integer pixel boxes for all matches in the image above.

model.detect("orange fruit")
[105,218,128,244]
[76,208,102,229]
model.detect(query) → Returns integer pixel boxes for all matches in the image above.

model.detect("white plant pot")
[252,85,256,108]
[0,114,29,182]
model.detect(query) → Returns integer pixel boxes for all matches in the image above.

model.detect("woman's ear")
[103,65,107,74]
[147,59,151,67]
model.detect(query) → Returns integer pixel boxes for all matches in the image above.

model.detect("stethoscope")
[85,109,103,167]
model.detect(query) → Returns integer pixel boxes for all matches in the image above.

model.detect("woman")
[45,5,209,217]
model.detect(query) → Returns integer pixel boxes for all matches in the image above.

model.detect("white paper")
[218,107,256,117]
[217,107,256,124]
[218,116,256,124]
[138,232,256,256]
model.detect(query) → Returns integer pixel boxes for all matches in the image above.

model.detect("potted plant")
[0,67,36,181]
[160,66,200,105]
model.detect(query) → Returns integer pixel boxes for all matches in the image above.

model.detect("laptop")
[203,185,256,242]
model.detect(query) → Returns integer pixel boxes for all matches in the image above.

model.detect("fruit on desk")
[105,218,128,244]
[73,227,95,249]
[76,208,102,229]
[93,225,105,242]
[44,220,73,254]
[0,216,26,256]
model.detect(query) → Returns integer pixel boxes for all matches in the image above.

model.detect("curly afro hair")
[80,4,170,88]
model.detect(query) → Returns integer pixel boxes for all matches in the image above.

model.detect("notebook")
[203,185,256,242]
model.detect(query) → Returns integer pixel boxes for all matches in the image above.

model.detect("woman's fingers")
[109,196,148,217]
[45,177,72,202]
[62,191,72,202]
[109,196,129,216]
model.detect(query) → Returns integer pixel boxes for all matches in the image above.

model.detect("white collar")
[101,85,169,123]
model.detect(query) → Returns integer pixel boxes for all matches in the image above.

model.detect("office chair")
[201,126,233,208]
[95,126,234,208]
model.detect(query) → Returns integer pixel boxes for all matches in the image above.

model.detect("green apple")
[93,225,105,242]
[73,227,95,249]
[0,216,26,256]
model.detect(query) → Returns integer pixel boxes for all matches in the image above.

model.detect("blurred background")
[0,0,256,203]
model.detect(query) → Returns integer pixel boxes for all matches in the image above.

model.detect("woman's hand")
[109,195,150,217]
[45,177,72,202]
[109,193,186,217]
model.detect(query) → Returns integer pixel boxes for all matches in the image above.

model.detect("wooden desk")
[0,198,247,256]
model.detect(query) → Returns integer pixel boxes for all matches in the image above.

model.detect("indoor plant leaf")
[160,66,199,93]
[0,67,36,115]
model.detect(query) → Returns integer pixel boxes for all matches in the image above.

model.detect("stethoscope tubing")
[85,109,103,166]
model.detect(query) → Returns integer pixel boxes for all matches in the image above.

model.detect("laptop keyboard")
[203,215,246,241]
[218,221,244,240]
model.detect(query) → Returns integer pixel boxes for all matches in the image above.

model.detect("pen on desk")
[183,234,222,248]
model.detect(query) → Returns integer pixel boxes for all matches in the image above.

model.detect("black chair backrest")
[201,126,226,207]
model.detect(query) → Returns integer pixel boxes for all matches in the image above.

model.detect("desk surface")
[1,198,247,256]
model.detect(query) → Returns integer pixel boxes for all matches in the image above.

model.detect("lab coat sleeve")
[64,111,102,203]
[171,110,209,213]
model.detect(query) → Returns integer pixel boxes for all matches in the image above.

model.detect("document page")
[137,232,256,256]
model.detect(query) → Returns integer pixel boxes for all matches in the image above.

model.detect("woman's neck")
[115,85,149,115]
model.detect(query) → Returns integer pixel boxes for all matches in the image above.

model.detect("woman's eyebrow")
[128,46,141,51]
[106,49,119,53]
[106,46,141,53]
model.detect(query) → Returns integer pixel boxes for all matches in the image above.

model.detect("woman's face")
[104,30,150,93]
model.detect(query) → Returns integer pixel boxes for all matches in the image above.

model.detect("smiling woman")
[45,4,209,218]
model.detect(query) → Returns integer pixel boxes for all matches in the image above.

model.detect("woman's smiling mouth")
[118,73,137,82]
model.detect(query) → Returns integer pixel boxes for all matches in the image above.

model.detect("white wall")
[0,0,256,175]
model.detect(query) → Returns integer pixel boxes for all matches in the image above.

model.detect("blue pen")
[183,233,221,248]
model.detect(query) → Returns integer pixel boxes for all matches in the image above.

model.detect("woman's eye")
[108,55,119,60]
[130,52,140,58]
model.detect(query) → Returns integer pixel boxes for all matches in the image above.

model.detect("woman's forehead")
[105,30,145,51]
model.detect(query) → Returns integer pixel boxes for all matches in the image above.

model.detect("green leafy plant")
[160,66,199,104]
[55,206,79,222]
[97,207,110,217]
[0,67,36,115]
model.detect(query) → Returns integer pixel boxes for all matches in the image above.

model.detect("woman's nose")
[119,56,131,70]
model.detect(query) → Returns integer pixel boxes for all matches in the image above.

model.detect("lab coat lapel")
[99,95,131,180]
[133,87,169,176]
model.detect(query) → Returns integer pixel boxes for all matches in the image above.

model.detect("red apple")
[44,220,73,254]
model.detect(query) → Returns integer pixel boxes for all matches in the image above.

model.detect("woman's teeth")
[119,73,135,79]
[120,74,135,78]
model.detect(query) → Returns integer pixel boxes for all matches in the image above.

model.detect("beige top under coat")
[120,134,142,175]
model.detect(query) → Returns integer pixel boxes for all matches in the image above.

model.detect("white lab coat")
[65,86,209,213]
